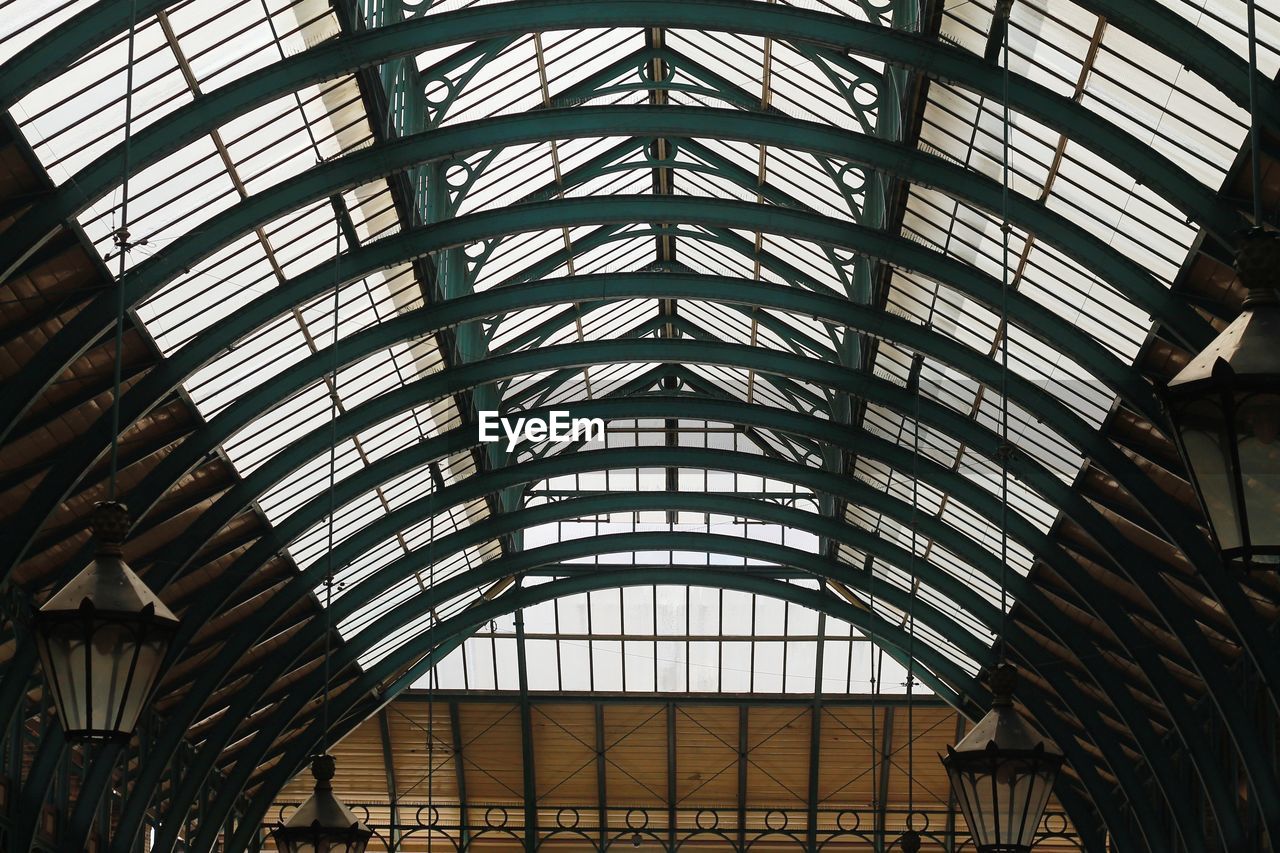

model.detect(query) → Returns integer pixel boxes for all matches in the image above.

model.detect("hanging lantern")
[271,754,372,853]
[898,829,922,853]
[942,664,1062,853]
[1162,227,1280,571]
[32,501,179,742]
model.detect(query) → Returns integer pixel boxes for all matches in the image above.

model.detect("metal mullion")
[540,25,633,75]
[448,42,546,119]
[21,22,171,130]
[572,237,653,276]
[1087,59,1241,167]
[47,75,192,166]
[179,7,327,87]
[672,167,751,202]
[652,585,659,690]
[917,94,1054,197]
[619,587,628,693]
[213,80,336,153]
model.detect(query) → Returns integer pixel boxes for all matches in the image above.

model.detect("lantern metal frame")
[1162,0,1280,572]
[941,665,1064,853]
[31,501,180,743]
[270,753,373,853]
[1162,229,1280,572]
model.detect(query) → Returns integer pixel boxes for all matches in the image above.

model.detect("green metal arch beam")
[117,491,993,852]
[0,0,1242,261]
[164,550,991,853]
[0,110,1208,359]
[8,236,1244,669]
[17,186,1265,738]
[1076,0,1280,125]
[32,318,1239,845]
[0,106,1204,451]
[169,408,1230,852]
[228,612,1120,853]
[118,435,1209,853]
[5,0,1272,146]
[179,478,1206,850]
[152,529,995,853]
[20,262,1266,746]
[70,316,1257,841]
[196,568,1119,853]
[14,250,1268,797]
[0,0,1239,435]
[4,197,1169,573]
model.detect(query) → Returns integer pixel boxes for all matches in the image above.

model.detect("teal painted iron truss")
[0,0,1278,851]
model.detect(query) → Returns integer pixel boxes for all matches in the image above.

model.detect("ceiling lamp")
[30,0,179,744]
[1163,0,1280,571]
[943,10,1064,849]
[270,754,372,853]
[32,501,179,742]
[1163,227,1280,571]
[942,665,1063,853]
[272,215,371,853]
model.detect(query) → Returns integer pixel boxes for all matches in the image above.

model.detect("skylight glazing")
[6,0,1272,700]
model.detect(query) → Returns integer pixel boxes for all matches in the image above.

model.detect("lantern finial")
[310,753,337,787]
[91,500,130,556]
[1236,227,1280,307]
[989,663,1016,707]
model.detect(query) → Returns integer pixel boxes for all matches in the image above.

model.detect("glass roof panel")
[11,0,1272,699]
[423,582,926,695]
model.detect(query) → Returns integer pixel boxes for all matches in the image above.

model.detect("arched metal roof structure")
[0,0,1278,850]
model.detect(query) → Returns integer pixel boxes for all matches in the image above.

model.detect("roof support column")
[596,703,608,852]
[378,709,400,851]
[516,604,539,851]
[667,702,678,852]
[877,704,895,851]
[806,611,827,849]
[450,701,470,851]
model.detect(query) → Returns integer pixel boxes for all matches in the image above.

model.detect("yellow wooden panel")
[388,701,458,803]
[602,704,669,806]
[743,706,810,808]
[532,704,599,805]
[453,702,525,805]
[673,706,739,806]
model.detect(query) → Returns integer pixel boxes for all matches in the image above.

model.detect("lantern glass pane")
[35,623,90,734]
[35,616,172,740]
[947,756,1056,851]
[110,629,169,736]
[1236,392,1280,561]
[93,622,135,733]
[1176,396,1242,551]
